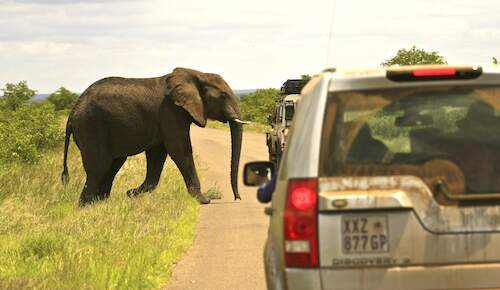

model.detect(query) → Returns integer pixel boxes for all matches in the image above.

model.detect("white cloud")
[0,0,499,92]
[0,41,73,55]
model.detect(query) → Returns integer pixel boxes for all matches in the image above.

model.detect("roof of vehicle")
[280,79,309,95]
[320,65,500,92]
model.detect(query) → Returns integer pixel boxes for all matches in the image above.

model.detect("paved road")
[166,126,269,290]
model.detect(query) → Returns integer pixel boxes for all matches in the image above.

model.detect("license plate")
[341,215,389,254]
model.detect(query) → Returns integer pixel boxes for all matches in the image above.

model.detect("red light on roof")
[387,66,482,82]
[412,68,457,77]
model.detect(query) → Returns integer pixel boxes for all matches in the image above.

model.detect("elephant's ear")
[165,68,207,127]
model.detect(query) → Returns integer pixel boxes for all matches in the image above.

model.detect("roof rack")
[280,79,309,95]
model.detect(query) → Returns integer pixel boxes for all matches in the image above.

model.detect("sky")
[0,0,499,93]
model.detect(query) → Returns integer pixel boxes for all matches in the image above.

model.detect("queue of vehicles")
[245,65,500,290]
[266,79,307,167]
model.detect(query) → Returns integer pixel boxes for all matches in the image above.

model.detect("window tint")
[285,104,294,120]
[320,86,500,194]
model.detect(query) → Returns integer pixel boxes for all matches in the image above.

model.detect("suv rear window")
[319,85,500,195]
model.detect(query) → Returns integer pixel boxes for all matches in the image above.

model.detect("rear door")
[316,83,500,290]
[317,176,500,290]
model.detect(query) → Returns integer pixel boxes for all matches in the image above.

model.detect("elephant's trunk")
[229,120,243,200]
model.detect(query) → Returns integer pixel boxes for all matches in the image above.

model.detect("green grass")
[205,120,269,134]
[0,142,199,290]
[205,185,223,200]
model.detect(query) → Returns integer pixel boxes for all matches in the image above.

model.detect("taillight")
[284,178,318,267]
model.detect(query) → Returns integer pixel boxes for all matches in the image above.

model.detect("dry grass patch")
[205,185,223,200]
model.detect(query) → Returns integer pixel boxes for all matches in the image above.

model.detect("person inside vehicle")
[248,166,273,187]
[456,100,500,143]
[455,100,500,192]
[347,125,389,163]
[416,100,500,194]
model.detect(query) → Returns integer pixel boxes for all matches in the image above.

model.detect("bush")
[0,102,63,165]
[240,88,279,123]
[47,87,79,111]
[0,81,36,110]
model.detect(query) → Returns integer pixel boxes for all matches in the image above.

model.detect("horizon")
[30,88,258,99]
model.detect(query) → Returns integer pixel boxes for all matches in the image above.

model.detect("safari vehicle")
[266,79,308,166]
[245,65,500,290]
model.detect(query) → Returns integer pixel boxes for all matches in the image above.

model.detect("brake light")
[386,66,482,82]
[284,179,318,267]
[412,68,456,77]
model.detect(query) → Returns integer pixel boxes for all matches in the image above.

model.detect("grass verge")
[0,142,199,290]
[205,120,269,134]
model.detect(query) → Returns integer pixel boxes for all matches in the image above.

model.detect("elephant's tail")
[61,117,72,185]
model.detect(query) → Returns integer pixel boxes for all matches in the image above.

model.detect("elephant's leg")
[167,140,210,204]
[79,155,113,206]
[127,145,167,197]
[99,157,127,199]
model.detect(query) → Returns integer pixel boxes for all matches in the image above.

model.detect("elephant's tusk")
[232,119,251,125]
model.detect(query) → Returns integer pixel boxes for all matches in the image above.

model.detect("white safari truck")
[267,79,308,166]
[245,65,500,290]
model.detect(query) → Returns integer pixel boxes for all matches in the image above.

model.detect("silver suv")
[267,94,300,166]
[244,65,500,290]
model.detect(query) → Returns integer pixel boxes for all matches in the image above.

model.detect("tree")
[239,88,280,123]
[301,74,312,81]
[493,57,499,65]
[48,87,79,111]
[382,46,447,66]
[0,81,36,110]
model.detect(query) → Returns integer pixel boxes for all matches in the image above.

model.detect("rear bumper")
[318,263,500,290]
[285,269,322,290]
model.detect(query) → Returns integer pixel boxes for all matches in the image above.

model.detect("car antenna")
[326,0,337,67]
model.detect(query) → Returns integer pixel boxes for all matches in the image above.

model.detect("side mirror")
[243,161,276,186]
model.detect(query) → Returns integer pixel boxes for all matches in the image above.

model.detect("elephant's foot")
[127,188,140,198]
[127,185,154,198]
[79,194,99,207]
[193,193,211,204]
[78,198,91,207]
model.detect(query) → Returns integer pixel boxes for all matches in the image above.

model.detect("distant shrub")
[0,102,63,165]
[240,88,279,123]
[47,87,79,111]
[0,81,36,110]
[381,45,447,66]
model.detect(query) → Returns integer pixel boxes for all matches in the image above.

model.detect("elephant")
[61,67,247,206]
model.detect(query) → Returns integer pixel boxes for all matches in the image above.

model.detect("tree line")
[1,46,498,166]
[241,46,499,124]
